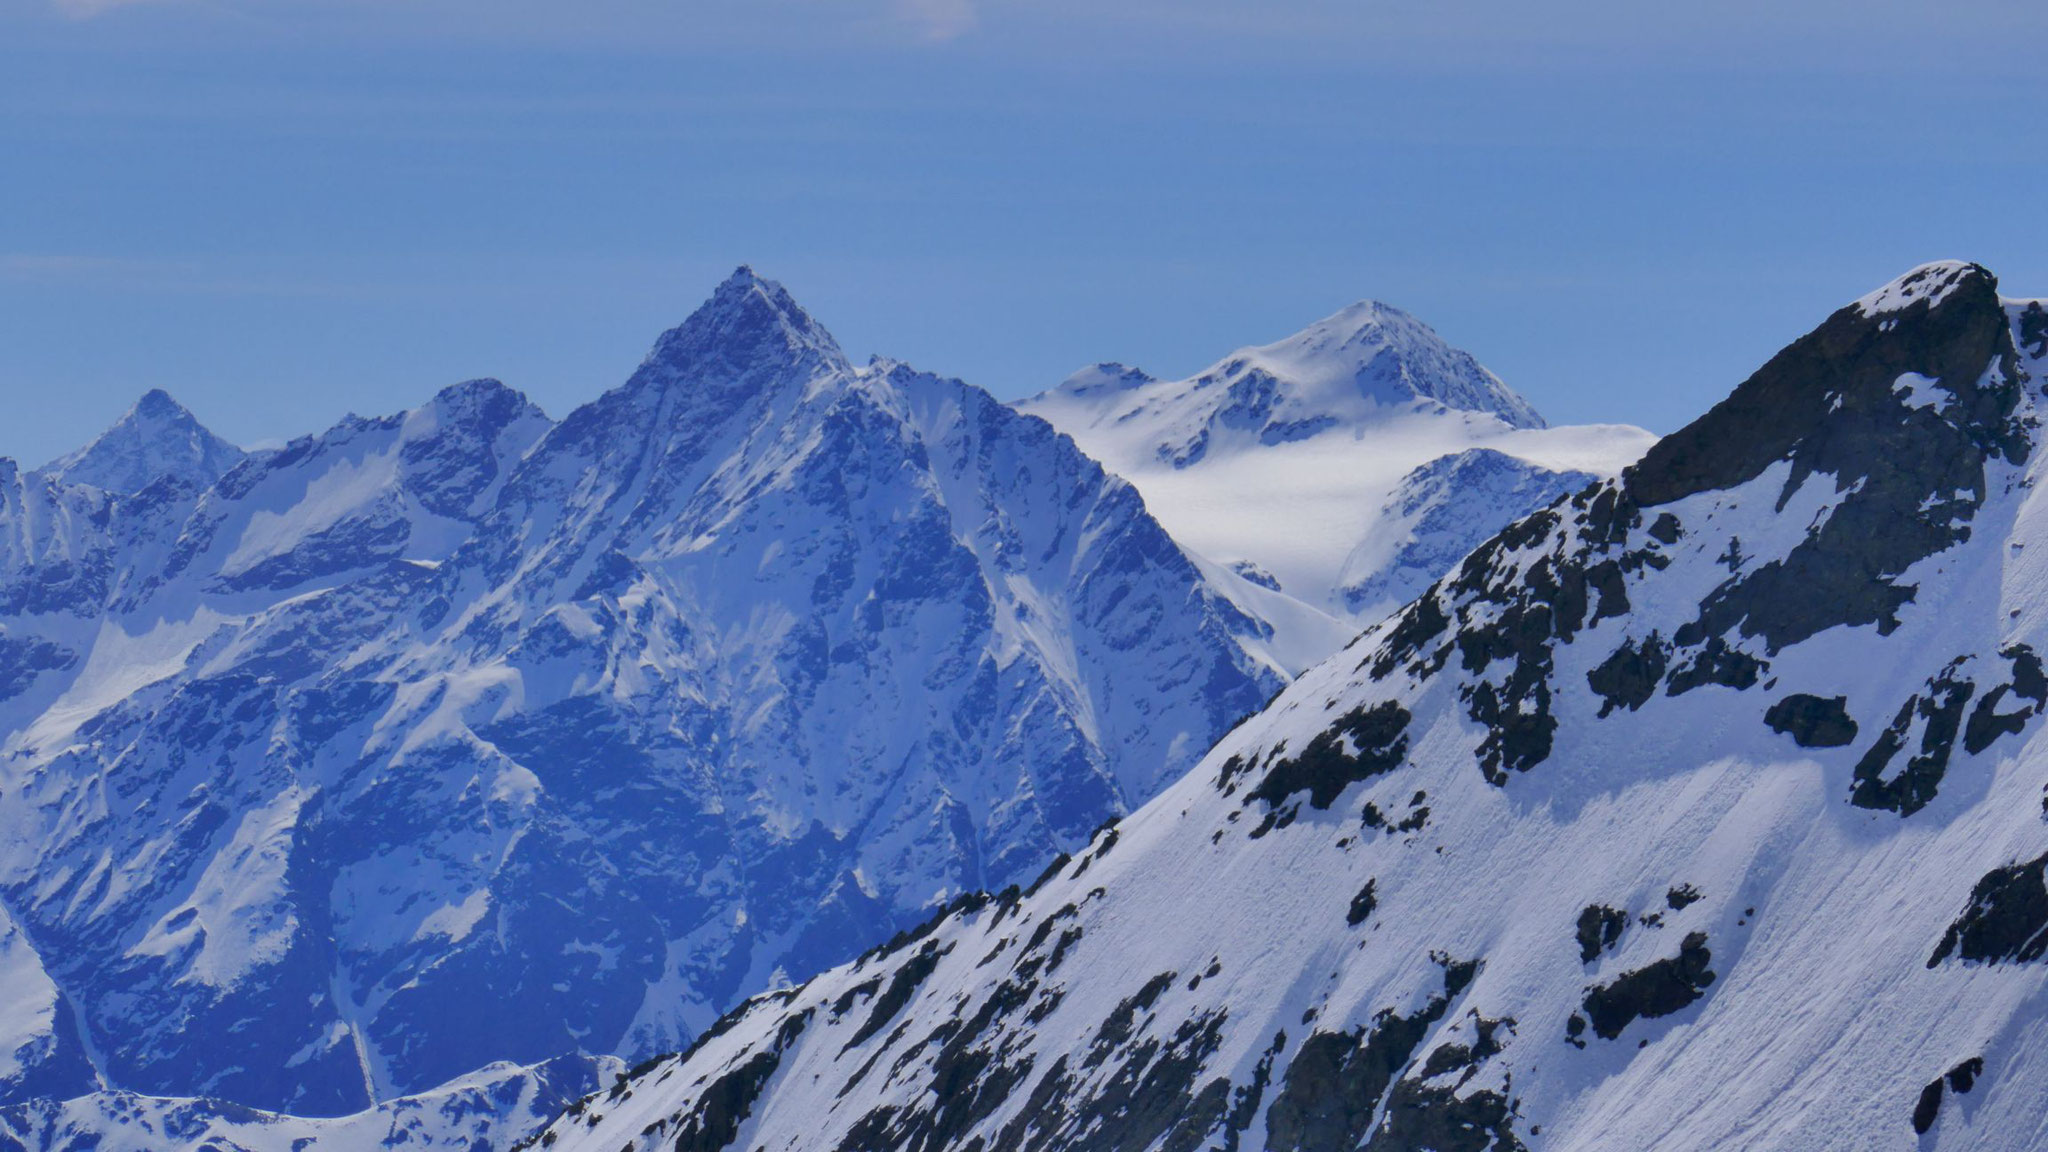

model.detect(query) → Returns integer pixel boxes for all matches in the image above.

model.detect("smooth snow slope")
[0,270,1282,1117]
[1018,300,1656,647]
[542,261,2048,1152]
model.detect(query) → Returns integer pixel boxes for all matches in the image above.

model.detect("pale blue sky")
[3,0,2045,462]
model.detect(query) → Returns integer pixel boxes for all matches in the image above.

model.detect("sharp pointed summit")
[40,388,245,496]
[0,265,1283,1122]
[630,265,848,394]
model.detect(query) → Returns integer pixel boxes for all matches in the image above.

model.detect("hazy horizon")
[5,0,2045,463]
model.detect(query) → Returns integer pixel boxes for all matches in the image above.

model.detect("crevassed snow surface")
[543,264,2048,1152]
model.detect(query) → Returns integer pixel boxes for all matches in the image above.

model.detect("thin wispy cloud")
[895,0,975,41]
[0,253,366,299]
[30,0,2041,63]
[40,0,982,42]
[50,0,156,17]
[0,253,183,281]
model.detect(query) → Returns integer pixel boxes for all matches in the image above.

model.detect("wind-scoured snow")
[544,263,2048,1152]
[1018,300,1655,660]
[1855,259,1982,319]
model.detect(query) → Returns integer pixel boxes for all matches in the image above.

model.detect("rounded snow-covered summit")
[542,260,2048,1152]
[1852,259,1993,319]
[1023,297,1545,474]
[1231,298,1545,431]
[1017,295,1650,635]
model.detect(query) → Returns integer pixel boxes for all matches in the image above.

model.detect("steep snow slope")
[0,270,1280,1117]
[545,262,2048,1152]
[1018,301,1655,645]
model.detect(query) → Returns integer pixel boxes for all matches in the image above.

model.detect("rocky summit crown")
[632,265,850,391]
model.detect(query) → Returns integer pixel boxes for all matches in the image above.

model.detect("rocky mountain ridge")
[539,261,2048,1152]
[0,269,1283,1118]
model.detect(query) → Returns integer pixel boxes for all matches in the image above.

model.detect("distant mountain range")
[540,261,2048,1152]
[0,269,1669,1150]
[0,269,1295,1118]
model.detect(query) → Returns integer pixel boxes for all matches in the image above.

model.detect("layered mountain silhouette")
[0,269,1285,1115]
[541,262,2048,1152]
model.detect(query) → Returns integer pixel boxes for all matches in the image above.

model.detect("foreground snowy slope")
[544,261,2048,1152]
[0,270,1282,1115]
[1018,300,1655,641]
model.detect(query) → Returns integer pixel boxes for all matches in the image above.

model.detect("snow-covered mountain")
[0,269,1282,1119]
[1018,300,1655,645]
[544,261,2048,1152]
[1334,448,1596,619]
[0,1054,619,1152]
[38,388,247,496]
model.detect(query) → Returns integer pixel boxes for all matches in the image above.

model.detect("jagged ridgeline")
[0,270,1286,1115]
[537,263,2048,1152]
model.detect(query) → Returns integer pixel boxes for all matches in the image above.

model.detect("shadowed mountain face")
[1335,448,1597,619]
[0,1055,621,1152]
[0,268,1282,1114]
[542,263,2048,1152]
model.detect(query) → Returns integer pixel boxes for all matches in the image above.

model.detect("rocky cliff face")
[0,269,1281,1116]
[540,262,2048,1152]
